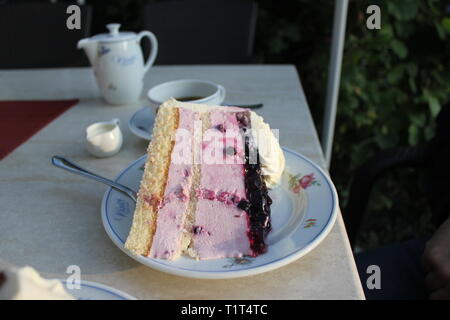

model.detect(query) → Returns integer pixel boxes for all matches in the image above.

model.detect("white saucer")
[61,280,136,300]
[128,106,154,140]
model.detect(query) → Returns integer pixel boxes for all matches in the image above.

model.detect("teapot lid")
[90,23,136,42]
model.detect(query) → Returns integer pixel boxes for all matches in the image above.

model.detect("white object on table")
[0,66,365,300]
[85,118,123,158]
[62,280,136,300]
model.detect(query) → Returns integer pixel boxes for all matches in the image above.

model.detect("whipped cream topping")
[0,266,74,300]
[249,112,285,188]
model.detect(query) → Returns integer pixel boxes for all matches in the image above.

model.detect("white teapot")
[78,23,158,105]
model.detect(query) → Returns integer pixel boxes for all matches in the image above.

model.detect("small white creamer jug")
[78,23,158,105]
[85,119,123,157]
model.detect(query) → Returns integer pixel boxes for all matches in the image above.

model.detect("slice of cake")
[125,99,285,260]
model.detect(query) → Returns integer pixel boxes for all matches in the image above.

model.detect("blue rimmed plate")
[61,280,136,300]
[128,106,154,140]
[101,147,338,279]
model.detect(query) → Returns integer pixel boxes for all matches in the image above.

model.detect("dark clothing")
[427,105,450,226]
[355,100,450,300]
[355,236,431,300]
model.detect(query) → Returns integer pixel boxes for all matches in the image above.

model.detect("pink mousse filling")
[192,110,252,259]
[149,108,198,259]
[194,200,250,258]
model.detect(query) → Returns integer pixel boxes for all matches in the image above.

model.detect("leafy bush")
[256,0,450,248]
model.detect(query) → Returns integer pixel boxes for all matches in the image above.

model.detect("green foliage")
[256,0,450,248]
[334,0,449,248]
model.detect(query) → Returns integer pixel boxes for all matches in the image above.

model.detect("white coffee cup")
[147,79,226,111]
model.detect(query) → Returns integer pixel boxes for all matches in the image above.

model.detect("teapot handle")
[138,31,158,75]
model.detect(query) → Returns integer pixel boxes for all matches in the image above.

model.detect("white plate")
[101,147,338,279]
[128,106,154,140]
[61,280,136,300]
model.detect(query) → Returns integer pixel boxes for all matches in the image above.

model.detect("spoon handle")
[51,156,138,202]
[223,103,263,109]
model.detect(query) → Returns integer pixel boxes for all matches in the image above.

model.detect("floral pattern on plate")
[288,172,320,193]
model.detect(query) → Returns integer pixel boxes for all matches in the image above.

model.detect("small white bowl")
[85,119,123,158]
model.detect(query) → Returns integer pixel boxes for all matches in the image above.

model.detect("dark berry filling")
[237,199,251,211]
[236,112,249,127]
[192,225,211,236]
[224,146,237,156]
[193,225,203,235]
[216,123,226,132]
[236,111,272,256]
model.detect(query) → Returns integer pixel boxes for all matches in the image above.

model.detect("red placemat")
[0,99,78,159]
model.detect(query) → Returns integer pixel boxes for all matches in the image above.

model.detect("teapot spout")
[77,38,98,66]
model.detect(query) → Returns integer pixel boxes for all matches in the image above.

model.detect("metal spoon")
[223,103,263,109]
[51,156,138,202]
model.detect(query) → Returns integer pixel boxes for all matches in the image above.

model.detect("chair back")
[0,3,92,68]
[142,0,257,64]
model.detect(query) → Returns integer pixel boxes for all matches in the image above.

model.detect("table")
[0,65,365,299]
